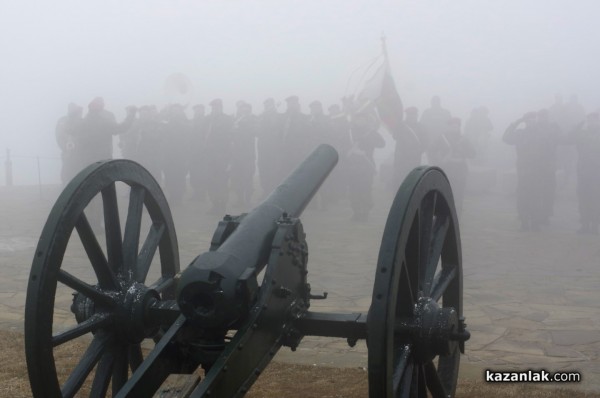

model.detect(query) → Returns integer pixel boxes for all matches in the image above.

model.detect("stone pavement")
[0,179,598,391]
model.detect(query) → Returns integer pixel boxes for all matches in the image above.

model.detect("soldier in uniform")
[429,118,475,216]
[204,99,234,215]
[189,104,207,201]
[162,104,191,206]
[503,112,545,231]
[325,103,352,203]
[55,103,83,184]
[346,106,385,222]
[391,107,427,191]
[280,96,310,178]
[136,105,164,183]
[566,113,600,234]
[76,97,137,169]
[231,101,258,206]
[535,109,561,224]
[420,96,452,164]
[257,98,283,197]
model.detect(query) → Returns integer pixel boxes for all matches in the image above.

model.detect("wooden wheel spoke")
[396,257,414,317]
[423,214,449,297]
[101,183,124,273]
[112,345,129,395]
[52,313,113,347]
[75,213,118,289]
[431,266,457,302]
[418,192,436,290]
[416,365,427,398]
[61,332,113,398]
[58,270,117,308]
[136,223,165,283]
[396,358,414,398]
[123,186,146,279]
[391,344,412,394]
[424,361,447,397]
[129,344,144,372]
[89,349,115,398]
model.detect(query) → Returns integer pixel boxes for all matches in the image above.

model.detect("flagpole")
[381,33,389,67]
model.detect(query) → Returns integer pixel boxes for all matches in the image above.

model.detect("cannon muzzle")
[177,144,338,330]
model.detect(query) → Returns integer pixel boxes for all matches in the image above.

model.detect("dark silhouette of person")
[256,98,283,197]
[231,101,258,206]
[420,96,452,164]
[55,103,83,184]
[346,108,385,222]
[162,104,191,206]
[566,113,600,234]
[204,98,234,215]
[391,106,427,190]
[189,104,208,201]
[503,112,549,231]
[280,95,310,178]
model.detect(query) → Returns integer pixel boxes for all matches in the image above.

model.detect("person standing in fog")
[257,98,283,197]
[391,107,427,191]
[162,104,191,206]
[231,101,258,206]
[566,113,600,234]
[420,96,452,164]
[503,112,545,231]
[204,98,234,215]
[346,108,385,222]
[75,97,137,170]
[136,105,164,183]
[189,104,208,201]
[429,118,475,216]
[55,102,83,184]
[535,109,561,224]
[280,95,310,177]
[325,103,352,203]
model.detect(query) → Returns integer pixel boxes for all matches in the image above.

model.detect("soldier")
[346,107,385,222]
[136,105,164,183]
[189,104,207,201]
[75,97,137,170]
[535,109,561,223]
[257,98,283,197]
[204,98,234,215]
[420,96,452,164]
[55,103,83,184]
[429,118,475,215]
[503,112,545,231]
[566,113,600,234]
[391,107,427,191]
[324,103,352,203]
[280,95,310,177]
[162,104,191,206]
[231,101,258,206]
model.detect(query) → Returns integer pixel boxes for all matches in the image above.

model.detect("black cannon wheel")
[25,160,180,398]
[367,166,464,398]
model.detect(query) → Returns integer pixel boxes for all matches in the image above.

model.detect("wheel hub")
[410,297,459,364]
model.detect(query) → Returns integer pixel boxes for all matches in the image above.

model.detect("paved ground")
[1,172,598,392]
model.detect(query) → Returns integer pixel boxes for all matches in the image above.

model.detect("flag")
[357,59,404,135]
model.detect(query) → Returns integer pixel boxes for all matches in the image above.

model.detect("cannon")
[25,144,469,397]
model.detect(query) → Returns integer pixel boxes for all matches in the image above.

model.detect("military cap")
[285,95,299,103]
[209,98,223,107]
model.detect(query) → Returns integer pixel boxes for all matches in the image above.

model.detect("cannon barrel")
[177,144,338,330]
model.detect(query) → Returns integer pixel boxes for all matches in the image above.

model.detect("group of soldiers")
[503,95,600,234]
[55,95,386,221]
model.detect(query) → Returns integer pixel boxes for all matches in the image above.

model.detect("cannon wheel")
[25,160,180,398]
[368,166,464,398]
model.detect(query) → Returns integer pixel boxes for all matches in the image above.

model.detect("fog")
[2,0,600,183]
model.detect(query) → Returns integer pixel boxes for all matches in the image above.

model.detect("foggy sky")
[1,0,600,184]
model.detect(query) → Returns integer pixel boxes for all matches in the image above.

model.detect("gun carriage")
[25,144,469,397]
